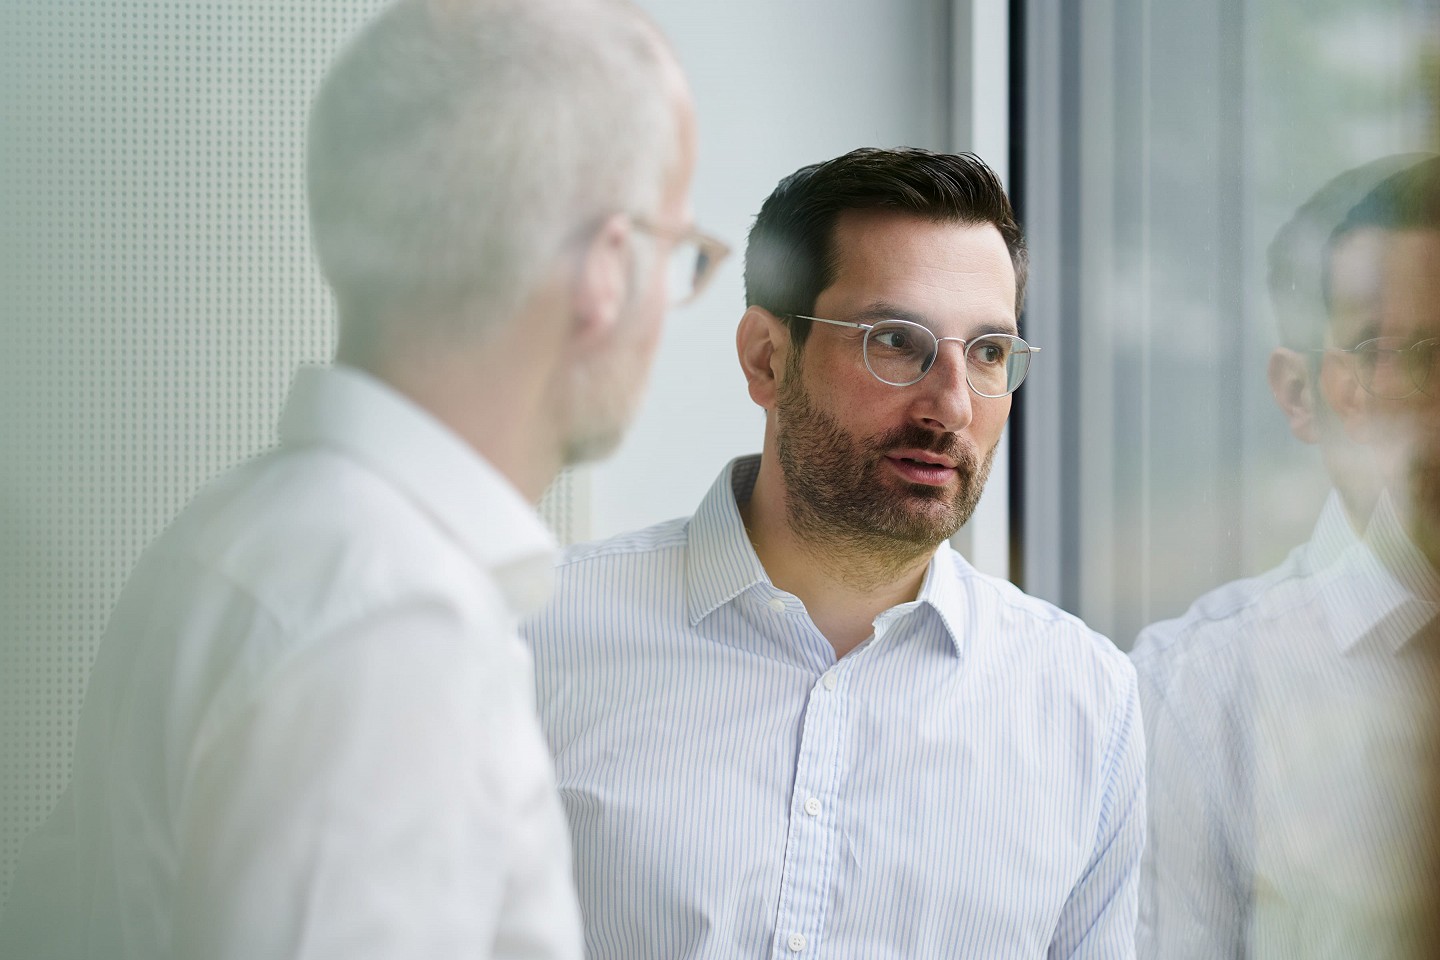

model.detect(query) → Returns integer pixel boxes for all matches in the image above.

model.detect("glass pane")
[1021,0,1440,951]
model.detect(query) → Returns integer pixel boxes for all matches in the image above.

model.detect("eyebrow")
[851,301,1020,338]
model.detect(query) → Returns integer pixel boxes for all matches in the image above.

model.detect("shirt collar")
[1321,489,1440,655]
[685,456,770,625]
[277,364,557,616]
[912,548,971,660]
[684,455,965,659]
[1305,489,1364,573]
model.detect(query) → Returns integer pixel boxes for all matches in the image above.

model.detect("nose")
[912,339,974,432]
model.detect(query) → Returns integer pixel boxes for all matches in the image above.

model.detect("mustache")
[872,424,973,466]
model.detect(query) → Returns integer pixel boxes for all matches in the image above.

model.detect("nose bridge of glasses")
[916,335,977,387]
[921,334,959,367]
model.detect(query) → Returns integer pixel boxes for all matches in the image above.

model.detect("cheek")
[633,279,668,357]
[971,398,1012,446]
[813,368,900,430]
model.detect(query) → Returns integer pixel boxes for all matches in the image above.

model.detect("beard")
[774,361,995,558]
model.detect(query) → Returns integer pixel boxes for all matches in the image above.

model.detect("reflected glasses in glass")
[793,315,1039,398]
[1333,337,1440,399]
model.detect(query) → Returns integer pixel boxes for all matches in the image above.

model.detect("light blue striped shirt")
[523,456,1144,959]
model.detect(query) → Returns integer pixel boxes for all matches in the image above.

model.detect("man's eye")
[1353,346,1386,368]
[970,340,1009,365]
[1408,339,1439,364]
[872,331,912,350]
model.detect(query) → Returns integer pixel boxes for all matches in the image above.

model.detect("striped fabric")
[522,456,1144,960]
[1132,489,1440,960]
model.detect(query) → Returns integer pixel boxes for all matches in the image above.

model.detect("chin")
[563,383,637,467]
[563,426,624,467]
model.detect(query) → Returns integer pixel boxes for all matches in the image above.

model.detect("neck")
[741,453,935,659]
[338,323,565,504]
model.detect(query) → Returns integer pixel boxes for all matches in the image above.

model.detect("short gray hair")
[308,0,682,350]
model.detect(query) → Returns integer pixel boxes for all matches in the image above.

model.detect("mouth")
[887,449,959,470]
[883,449,960,486]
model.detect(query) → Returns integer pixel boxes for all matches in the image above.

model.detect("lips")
[883,450,959,486]
[886,448,959,470]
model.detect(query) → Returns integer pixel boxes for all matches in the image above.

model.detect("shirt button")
[822,671,838,691]
[788,932,807,952]
[768,597,786,613]
[804,796,822,817]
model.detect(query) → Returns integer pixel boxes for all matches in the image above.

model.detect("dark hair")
[1322,154,1440,317]
[1266,154,1433,351]
[743,147,1028,347]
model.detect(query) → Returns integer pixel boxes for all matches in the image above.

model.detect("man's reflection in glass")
[1133,155,1440,960]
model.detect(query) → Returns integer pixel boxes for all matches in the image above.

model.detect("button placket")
[769,667,849,959]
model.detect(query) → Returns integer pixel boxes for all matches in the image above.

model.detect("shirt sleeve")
[169,597,580,960]
[1049,661,1147,960]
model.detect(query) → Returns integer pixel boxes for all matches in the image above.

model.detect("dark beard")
[774,365,994,559]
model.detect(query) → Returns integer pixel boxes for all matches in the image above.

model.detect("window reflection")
[1020,0,1439,954]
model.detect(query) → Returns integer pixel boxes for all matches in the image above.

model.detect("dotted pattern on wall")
[0,0,616,906]
[540,468,592,551]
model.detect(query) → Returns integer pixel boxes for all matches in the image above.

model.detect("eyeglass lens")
[665,240,700,306]
[862,321,1032,396]
[665,238,723,307]
[1353,338,1439,399]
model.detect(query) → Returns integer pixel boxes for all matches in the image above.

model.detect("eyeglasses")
[1329,336,1440,399]
[632,219,731,307]
[793,314,1039,397]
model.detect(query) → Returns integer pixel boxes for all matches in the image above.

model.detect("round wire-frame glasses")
[1326,336,1440,400]
[792,314,1040,398]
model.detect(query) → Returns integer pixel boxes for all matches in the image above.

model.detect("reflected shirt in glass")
[1133,490,1439,960]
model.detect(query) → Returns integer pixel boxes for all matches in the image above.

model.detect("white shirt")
[0,365,582,960]
[523,456,1145,960]
[1132,491,1439,960]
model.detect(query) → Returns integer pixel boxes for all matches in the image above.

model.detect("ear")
[572,213,633,345]
[737,306,789,410]
[1266,348,1320,444]
[1317,348,1374,443]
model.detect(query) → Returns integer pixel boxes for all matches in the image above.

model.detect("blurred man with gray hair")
[0,1,721,958]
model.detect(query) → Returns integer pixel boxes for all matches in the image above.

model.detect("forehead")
[1329,227,1440,343]
[820,210,1017,330]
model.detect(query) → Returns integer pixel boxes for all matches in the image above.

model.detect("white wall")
[588,0,952,538]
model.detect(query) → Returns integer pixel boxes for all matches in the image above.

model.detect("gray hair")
[308,0,682,353]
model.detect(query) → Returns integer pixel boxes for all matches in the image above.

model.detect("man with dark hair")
[524,147,1144,958]
[1134,155,1440,959]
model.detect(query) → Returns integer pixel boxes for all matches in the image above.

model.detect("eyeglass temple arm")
[792,314,1043,353]
[792,315,867,330]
